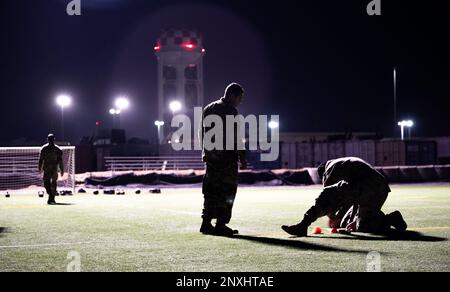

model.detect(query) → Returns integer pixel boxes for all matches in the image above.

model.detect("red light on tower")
[154,44,161,52]
[182,43,195,50]
[95,121,100,127]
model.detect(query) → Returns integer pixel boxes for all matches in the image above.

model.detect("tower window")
[163,66,177,80]
[185,65,198,80]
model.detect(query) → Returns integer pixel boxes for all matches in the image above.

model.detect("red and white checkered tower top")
[154,29,206,53]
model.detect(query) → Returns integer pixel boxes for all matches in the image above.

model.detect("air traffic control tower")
[154,29,206,143]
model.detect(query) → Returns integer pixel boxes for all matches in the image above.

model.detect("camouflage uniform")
[201,97,245,225]
[39,143,64,203]
[305,157,391,233]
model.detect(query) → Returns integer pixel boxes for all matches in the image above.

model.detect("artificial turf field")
[0,184,449,272]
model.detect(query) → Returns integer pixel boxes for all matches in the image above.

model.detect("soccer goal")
[0,147,75,193]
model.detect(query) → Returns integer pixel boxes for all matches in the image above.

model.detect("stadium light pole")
[406,120,414,139]
[393,68,397,133]
[154,120,165,144]
[56,94,72,141]
[114,96,129,128]
[109,108,121,128]
[398,120,414,141]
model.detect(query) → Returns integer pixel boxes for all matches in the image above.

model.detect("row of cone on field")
[3,191,73,198]
[79,188,162,195]
[2,188,161,198]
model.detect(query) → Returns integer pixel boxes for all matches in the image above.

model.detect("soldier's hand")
[346,221,357,233]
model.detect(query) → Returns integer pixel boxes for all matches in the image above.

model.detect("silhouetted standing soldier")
[200,83,248,236]
[39,134,64,205]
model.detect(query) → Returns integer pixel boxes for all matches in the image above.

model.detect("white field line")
[0,241,128,249]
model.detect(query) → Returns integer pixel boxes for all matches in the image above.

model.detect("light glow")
[56,94,72,108]
[115,97,130,110]
[169,101,182,113]
[268,121,279,129]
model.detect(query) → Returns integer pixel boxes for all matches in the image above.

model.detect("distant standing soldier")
[282,157,407,236]
[38,134,64,205]
[200,83,248,236]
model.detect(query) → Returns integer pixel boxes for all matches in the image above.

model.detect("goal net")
[0,147,75,193]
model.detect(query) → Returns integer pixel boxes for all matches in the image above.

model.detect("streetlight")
[169,100,182,114]
[398,120,414,140]
[113,96,129,128]
[109,108,121,128]
[115,97,130,110]
[268,120,279,129]
[56,94,72,141]
[154,120,165,144]
[393,68,397,131]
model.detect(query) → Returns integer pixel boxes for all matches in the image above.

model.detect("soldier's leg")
[215,162,239,236]
[305,181,354,226]
[216,183,237,226]
[43,173,52,196]
[48,172,58,204]
[282,180,355,236]
[385,210,407,232]
[201,165,221,234]
[356,190,389,233]
[202,165,222,220]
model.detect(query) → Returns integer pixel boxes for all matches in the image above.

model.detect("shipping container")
[375,140,406,166]
[435,137,450,164]
[296,142,314,168]
[313,142,329,167]
[345,141,376,165]
[405,141,436,165]
[281,142,297,169]
[328,141,346,160]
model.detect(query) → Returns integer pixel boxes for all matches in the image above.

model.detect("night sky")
[1,0,449,145]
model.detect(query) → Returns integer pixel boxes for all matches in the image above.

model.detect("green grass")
[0,184,449,272]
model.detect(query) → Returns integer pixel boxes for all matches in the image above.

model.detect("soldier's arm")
[232,108,247,168]
[199,110,205,149]
[38,150,44,172]
[200,109,208,162]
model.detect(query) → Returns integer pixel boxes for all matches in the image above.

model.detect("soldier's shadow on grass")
[317,230,447,242]
[233,235,368,254]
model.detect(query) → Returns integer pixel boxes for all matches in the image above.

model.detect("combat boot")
[281,221,309,237]
[47,194,56,205]
[214,224,239,236]
[200,220,215,235]
[386,211,407,232]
